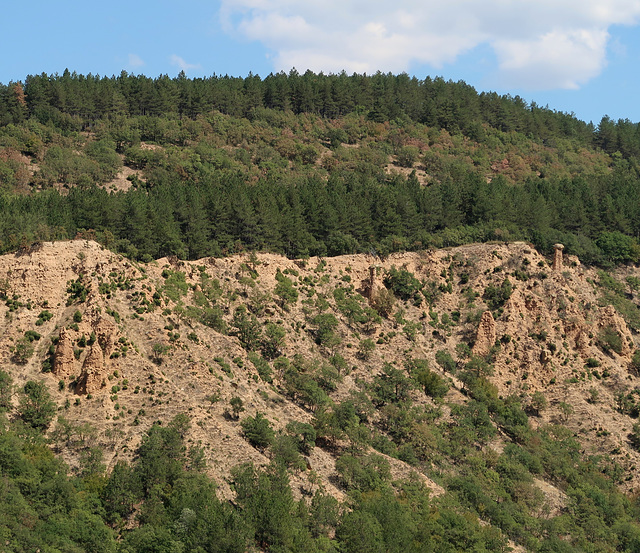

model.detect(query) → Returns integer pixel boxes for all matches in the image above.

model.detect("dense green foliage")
[0,416,117,552]
[0,71,639,264]
[0,70,597,137]
[3,377,640,553]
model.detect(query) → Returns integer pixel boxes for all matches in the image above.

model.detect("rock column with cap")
[553,244,564,271]
[363,265,383,302]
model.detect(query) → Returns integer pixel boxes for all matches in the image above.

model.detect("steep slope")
[1,240,640,539]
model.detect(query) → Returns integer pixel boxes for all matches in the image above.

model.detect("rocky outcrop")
[3,238,640,498]
[53,328,76,378]
[540,349,553,365]
[93,316,118,358]
[76,342,107,395]
[360,265,384,303]
[473,311,496,357]
[598,305,633,356]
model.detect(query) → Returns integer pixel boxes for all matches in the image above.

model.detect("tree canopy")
[0,70,638,266]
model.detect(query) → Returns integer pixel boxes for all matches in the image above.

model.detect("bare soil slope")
[1,240,639,500]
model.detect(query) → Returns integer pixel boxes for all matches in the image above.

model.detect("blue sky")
[3,0,640,125]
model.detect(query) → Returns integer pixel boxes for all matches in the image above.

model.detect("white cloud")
[219,0,640,90]
[492,28,609,89]
[128,54,145,68]
[169,55,202,73]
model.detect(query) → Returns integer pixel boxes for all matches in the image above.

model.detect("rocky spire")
[76,341,107,395]
[472,310,496,358]
[553,244,564,271]
[52,327,76,378]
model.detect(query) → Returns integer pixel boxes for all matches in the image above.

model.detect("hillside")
[4,70,640,552]
[1,72,640,267]
[2,239,640,551]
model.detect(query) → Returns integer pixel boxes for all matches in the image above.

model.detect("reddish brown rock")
[360,265,384,303]
[540,349,552,365]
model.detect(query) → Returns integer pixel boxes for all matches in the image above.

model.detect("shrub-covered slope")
[2,241,640,551]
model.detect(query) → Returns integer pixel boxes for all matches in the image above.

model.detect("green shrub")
[629,422,640,451]
[312,313,340,347]
[530,391,548,415]
[13,339,34,364]
[161,270,189,302]
[0,370,13,411]
[596,231,640,264]
[200,306,227,333]
[151,343,169,363]
[271,434,306,470]
[408,358,450,399]
[285,421,317,455]
[435,349,457,373]
[396,145,420,168]
[231,306,262,350]
[483,278,512,310]
[274,269,298,309]
[597,271,640,330]
[335,453,391,492]
[24,330,41,342]
[19,380,56,430]
[384,266,423,304]
[66,278,88,304]
[261,322,286,360]
[597,326,623,355]
[631,349,640,374]
[230,396,244,419]
[357,338,376,360]
[241,412,274,450]
[36,310,53,325]
[249,352,273,383]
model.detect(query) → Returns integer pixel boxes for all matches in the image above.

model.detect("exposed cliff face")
[598,305,634,356]
[0,239,639,498]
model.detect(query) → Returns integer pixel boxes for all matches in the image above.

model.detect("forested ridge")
[0,71,639,265]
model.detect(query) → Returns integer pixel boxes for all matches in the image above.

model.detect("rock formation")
[53,328,76,378]
[76,342,107,395]
[361,265,384,303]
[3,239,640,499]
[598,305,633,356]
[93,316,118,358]
[540,349,552,365]
[472,310,496,357]
[553,244,564,271]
